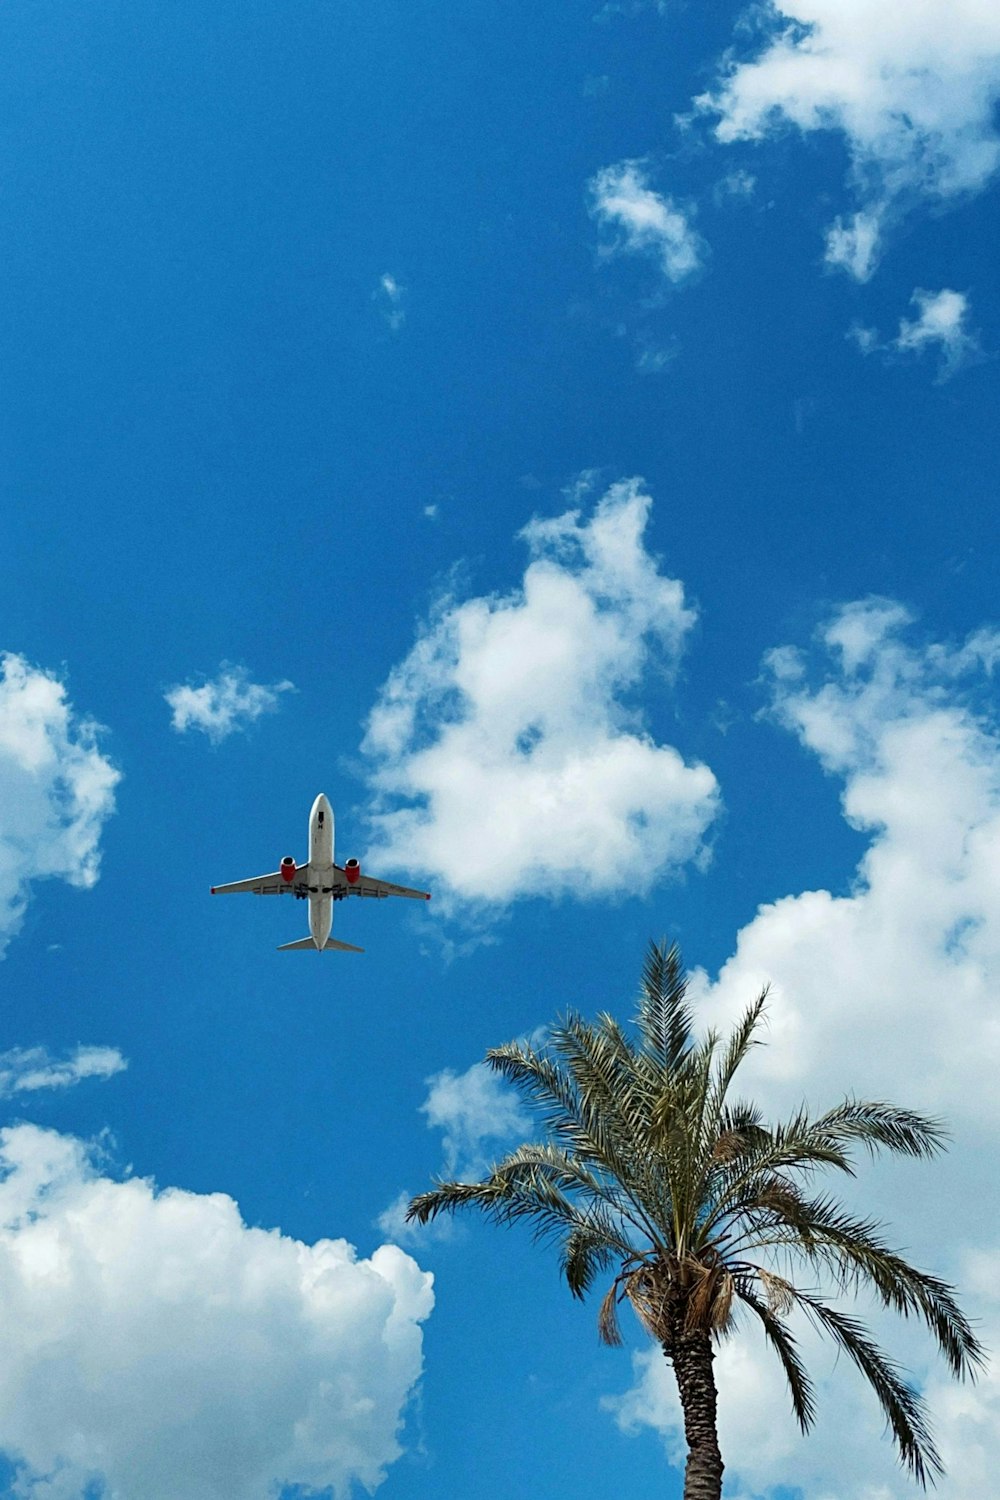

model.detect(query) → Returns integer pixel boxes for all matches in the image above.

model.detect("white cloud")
[0,1124,433,1500]
[690,599,1000,1124]
[607,598,1000,1495]
[377,1061,528,1244]
[851,288,982,379]
[0,654,119,957]
[421,1062,529,1180]
[361,477,720,907]
[700,0,1000,273]
[165,665,295,745]
[894,288,982,377]
[376,272,406,332]
[713,168,758,204]
[824,209,882,282]
[589,162,705,283]
[0,1045,126,1098]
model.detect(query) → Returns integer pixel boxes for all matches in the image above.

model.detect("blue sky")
[1,2,999,1496]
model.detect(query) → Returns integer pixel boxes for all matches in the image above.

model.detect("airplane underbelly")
[310,897,332,948]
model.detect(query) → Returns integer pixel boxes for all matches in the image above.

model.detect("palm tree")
[408,941,983,1500]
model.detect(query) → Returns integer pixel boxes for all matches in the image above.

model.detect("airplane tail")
[277,937,365,953]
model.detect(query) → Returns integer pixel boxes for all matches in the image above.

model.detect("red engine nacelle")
[280,856,297,883]
[344,857,361,885]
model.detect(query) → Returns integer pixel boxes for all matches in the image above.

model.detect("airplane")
[210,792,430,952]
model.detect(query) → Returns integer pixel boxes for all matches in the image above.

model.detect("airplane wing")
[334,867,431,901]
[211,868,307,895]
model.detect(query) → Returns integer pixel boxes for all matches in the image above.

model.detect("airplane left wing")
[211,869,306,896]
[334,867,430,901]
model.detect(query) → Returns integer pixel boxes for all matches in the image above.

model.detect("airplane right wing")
[211,868,308,895]
[335,867,431,901]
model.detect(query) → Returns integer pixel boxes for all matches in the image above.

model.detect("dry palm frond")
[711,1271,735,1333]
[624,1263,676,1344]
[710,1131,748,1164]
[598,1280,625,1347]
[758,1267,795,1316]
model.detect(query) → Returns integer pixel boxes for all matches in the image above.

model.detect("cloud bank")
[0,1125,433,1500]
[700,0,1000,275]
[165,665,295,744]
[361,478,720,907]
[0,653,119,957]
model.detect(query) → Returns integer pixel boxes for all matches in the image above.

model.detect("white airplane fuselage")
[304,792,335,949]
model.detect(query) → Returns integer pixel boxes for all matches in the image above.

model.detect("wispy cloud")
[165,665,295,744]
[0,1044,127,1098]
[824,210,882,283]
[851,288,983,380]
[0,1124,433,1500]
[699,0,1000,274]
[377,1059,529,1243]
[421,1062,529,1181]
[589,162,705,284]
[375,272,406,331]
[0,653,119,957]
[712,168,757,205]
[361,477,719,909]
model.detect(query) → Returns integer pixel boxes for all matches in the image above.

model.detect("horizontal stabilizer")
[277,936,365,953]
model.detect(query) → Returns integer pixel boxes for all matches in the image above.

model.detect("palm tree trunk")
[664,1333,725,1500]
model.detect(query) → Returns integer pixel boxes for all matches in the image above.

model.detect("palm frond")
[792,1291,942,1487]
[486,1039,627,1175]
[488,1142,646,1250]
[561,1226,620,1301]
[811,1100,949,1160]
[597,1280,625,1346]
[552,1015,648,1159]
[735,1281,817,1432]
[636,940,693,1070]
[741,1192,984,1379]
[706,989,769,1123]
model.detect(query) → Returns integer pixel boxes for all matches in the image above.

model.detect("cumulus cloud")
[0,1045,126,1098]
[361,478,720,907]
[0,1124,433,1500]
[589,162,705,283]
[700,0,1000,273]
[165,665,295,744]
[691,599,1000,1122]
[852,288,983,379]
[375,273,406,332]
[607,598,1000,1495]
[0,653,119,957]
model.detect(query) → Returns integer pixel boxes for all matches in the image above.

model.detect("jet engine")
[344,857,361,885]
[280,856,297,883]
